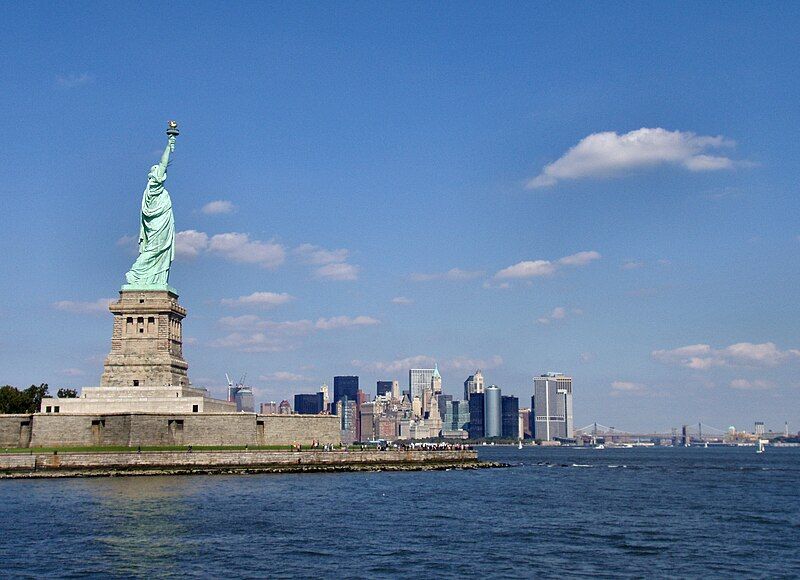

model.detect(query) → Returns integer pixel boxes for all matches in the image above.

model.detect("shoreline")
[0,449,506,479]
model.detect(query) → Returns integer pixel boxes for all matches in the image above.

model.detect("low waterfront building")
[260,401,278,414]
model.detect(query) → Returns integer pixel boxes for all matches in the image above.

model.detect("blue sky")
[2,2,799,432]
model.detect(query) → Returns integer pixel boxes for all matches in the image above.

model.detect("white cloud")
[314,316,380,330]
[411,268,485,282]
[201,200,235,215]
[209,333,296,353]
[652,342,800,369]
[392,296,413,305]
[537,306,581,325]
[294,243,359,280]
[611,380,648,396]
[496,260,556,279]
[53,298,114,314]
[621,260,645,270]
[219,315,314,335]
[443,355,504,372]
[558,251,602,267]
[221,292,294,308]
[214,314,379,352]
[352,355,437,374]
[315,262,359,280]
[352,354,502,375]
[527,128,738,188]
[730,378,774,391]
[175,230,209,258]
[294,244,350,265]
[496,251,600,280]
[259,371,310,382]
[56,73,93,88]
[208,232,285,269]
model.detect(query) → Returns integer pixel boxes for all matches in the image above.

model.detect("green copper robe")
[125,143,176,286]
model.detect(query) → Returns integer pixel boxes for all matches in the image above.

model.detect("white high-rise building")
[533,373,573,441]
[464,370,485,400]
[410,368,435,402]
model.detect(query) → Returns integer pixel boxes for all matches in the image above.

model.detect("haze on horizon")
[1,2,798,432]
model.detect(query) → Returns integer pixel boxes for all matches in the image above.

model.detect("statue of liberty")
[124,122,179,289]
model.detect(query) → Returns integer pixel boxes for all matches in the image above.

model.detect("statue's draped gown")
[125,158,175,286]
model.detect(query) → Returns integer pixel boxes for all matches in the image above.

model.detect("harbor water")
[1,446,798,577]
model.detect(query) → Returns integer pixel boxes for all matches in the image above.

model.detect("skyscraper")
[533,373,573,440]
[409,368,435,402]
[319,383,329,411]
[377,381,393,397]
[468,393,485,439]
[431,364,442,395]
[234,386,254,412]
[443,400,470,437]
[484,385,502,437]
[294,392,324,415]
[464,370,485,400]
[502,395,519,439]
[333,376,359,406]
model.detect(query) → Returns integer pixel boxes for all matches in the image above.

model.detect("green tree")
[0,384,49,414]
[24,383,49,412]
[57,388,78,398]
[0,385,25,414]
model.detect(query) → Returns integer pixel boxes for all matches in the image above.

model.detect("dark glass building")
[376,381,393,397]
[333,376,359,406]
[468,393,485,439]
[501,395,519,439]
[294,393,324,415]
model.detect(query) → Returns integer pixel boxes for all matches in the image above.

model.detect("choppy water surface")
[1,447,799,578]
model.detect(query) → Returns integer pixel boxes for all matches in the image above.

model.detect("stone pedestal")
[101,290,189,389]
[45,289,235,414]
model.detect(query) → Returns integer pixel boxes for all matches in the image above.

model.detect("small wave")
[572,464,592,468]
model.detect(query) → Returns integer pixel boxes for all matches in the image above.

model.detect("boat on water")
[518,441,523,450]
[757,439,767,453]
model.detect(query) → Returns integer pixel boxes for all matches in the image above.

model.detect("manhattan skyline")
[1,3,799,431]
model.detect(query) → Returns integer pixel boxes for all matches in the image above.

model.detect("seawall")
[0,449,491,478]
[0,412,341,448]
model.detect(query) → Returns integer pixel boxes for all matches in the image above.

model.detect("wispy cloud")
[56,73,93,88]
[208,232,285,269]
[315,262,359,281]
[213,314,380,352]
[611,380,648,396]
[528,128,739,188]
[259,371,312,383]
[294,243,359,280]
[730,378,774,391]
[221,292,294,308]
[537,306,583,325]
[60,368,85,377]
[352,354,502,375]
[201,200,235,215]
[391,296,413,305]
[175,230,209,258]
[411,268,485,282]
[652,342,800,370]
[495,251,600,280]
[53,298,114,314]
[621,260,645,270]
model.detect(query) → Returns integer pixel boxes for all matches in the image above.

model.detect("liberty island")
[0,123,483,476]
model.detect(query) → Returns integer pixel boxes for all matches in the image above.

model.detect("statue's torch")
[166,120,179,151]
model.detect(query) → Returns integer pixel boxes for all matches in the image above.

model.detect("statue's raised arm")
[124,122,180,290]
